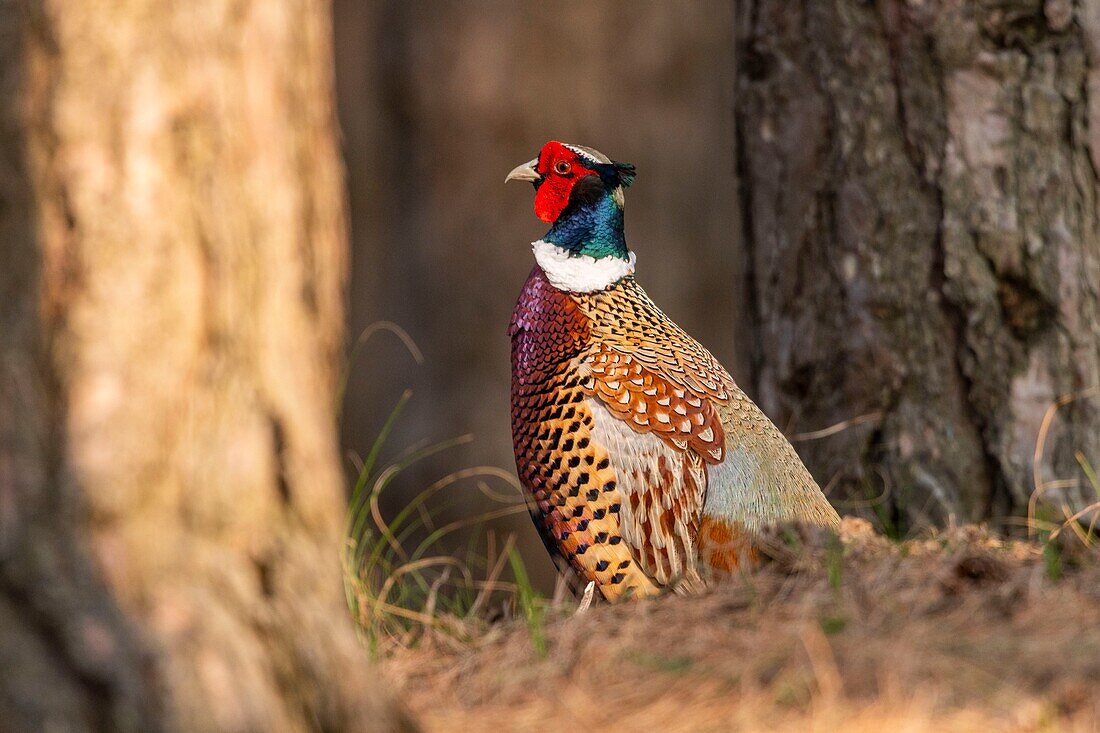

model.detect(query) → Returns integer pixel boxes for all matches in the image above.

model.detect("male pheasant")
[507,141,840,602]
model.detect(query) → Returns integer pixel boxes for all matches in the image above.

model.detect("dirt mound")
[383,520,1100,732]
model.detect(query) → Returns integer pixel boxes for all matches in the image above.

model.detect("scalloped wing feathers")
[511,267,838,601]
[573,277,840,539]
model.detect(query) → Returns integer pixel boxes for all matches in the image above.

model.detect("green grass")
[825,536,844,590]
[508,547,547,658]
[338,323,557,654]
[818,614,848,636]
[341,389,546,653]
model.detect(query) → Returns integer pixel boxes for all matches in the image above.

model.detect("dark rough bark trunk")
[0,2,409,731]
[737,0,1100,528]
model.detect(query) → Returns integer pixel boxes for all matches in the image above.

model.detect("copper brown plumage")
[507,140,840,602]
[510,268,660,598]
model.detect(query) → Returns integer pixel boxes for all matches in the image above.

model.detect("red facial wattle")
[533,141,598,223]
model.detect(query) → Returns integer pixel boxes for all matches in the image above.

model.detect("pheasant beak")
[505,158,541,184]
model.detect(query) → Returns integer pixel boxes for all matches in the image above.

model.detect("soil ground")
[381,519,1100,732]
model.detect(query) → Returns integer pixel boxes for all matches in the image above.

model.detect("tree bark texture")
[0,2,407,731]
[738,0,1100,527]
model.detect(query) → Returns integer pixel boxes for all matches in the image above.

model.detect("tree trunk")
[0,2,409,731]
[737,0,1100,528]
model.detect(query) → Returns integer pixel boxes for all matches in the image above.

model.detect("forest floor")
[379,519,1100,732]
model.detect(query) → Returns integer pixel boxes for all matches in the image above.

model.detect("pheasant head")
[507,141,637,291]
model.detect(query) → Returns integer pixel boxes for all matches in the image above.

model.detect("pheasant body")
[507,141,839,602]
[510,268,662,597]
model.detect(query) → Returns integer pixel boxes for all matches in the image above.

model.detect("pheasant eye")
[554,161,572,175]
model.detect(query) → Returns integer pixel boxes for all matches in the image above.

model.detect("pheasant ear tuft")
[613,161,636,188]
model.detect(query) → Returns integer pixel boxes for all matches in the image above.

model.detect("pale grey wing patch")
[588,399,707,591]
[702,444,784,534]
[704,403,841,532]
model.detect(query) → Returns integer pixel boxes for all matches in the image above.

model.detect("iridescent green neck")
[544,190,628,260]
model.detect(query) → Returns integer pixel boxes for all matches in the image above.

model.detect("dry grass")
[348,365,1100,729]
[381,519,1100,732]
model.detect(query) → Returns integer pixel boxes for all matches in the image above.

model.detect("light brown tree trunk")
[737,0,1100,528]
[0,2,409,730]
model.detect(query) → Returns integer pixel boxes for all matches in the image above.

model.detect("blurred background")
[334,0,740,587]
[8,3,1100,729]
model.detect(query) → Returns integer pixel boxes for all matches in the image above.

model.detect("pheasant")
[507,141,840,602]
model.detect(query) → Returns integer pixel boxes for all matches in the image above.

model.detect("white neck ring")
[532,240,636,293]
